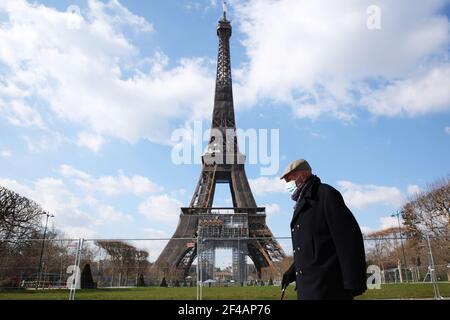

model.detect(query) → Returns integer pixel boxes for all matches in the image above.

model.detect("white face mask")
[286,180,298,195]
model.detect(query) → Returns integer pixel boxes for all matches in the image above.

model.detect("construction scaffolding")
[197,212,248,284]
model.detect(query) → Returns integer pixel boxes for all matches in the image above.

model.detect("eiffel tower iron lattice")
[154,10,285,283]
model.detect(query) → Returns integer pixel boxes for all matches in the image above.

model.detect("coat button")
[291,228,295,232]
[295,271,298,276]
[298,270,303,275]
[297,247,300,251]
[296,224,300,228]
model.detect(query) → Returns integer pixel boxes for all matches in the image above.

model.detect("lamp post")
[36,212,54,289]
[391,210,408,283]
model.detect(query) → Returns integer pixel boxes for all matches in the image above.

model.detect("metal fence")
[363,235,449,300]
[0,238,82,299]
[0,235,448,300]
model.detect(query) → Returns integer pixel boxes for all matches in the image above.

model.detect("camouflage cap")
[280,159,312,180]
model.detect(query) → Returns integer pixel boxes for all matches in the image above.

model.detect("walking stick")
[280,285,286,300]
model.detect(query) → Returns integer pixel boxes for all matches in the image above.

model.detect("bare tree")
[0,186,44,243]
[403,176,449,238]
[0,186,45,287]
[402,176,449,265]
[0,228,80,288]
[365,228,407,270]
[135,249,150,284]
[95,241,150,286]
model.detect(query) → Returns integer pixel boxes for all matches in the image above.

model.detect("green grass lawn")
[0,283,448,300]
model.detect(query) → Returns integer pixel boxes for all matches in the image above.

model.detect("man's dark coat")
[289,175,367,300]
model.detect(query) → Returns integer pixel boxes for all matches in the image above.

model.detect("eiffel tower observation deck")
[154,5,285,284]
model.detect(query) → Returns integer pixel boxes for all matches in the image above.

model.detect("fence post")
[426,235,443,300]
[195,237,200,300]
[69,238,84,300]
[197,237,203,300]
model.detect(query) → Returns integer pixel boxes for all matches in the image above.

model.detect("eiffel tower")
[154,8,285,282]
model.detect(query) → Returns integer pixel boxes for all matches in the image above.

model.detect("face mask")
[286,180,298,195]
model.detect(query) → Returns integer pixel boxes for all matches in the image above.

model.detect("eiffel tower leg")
[247,235,286,279]
[154,214,199,278]
[190,170,217,208]
[230,166,257,208]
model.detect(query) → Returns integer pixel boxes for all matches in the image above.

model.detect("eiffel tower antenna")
[223,1,227,20]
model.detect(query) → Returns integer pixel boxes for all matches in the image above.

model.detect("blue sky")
[0,0,449,256]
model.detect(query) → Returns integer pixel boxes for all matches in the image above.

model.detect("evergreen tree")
[160,277,168,287]
[80,264,96,289]
[137,274,146,287]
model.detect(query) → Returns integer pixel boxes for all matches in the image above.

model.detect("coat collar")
[290,175,321,227]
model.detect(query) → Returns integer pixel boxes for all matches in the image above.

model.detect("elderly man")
[280,159,367,300]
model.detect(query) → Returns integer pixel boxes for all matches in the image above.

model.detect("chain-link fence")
[0,239,81,296]
[0,235,448,300]
[0,238,199,300]
[363,235,449,300]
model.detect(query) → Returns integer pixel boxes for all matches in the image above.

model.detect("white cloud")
[76,132,105,153]
[360,226,373,235]
[0,169,139,237]
[337,180,405,209]
[264,203,280,217]
[379,216,402,230]
[363,66,450,117]
[59,164,161,196]
[177,188,187,196]
[63,226,97,239]
[186,0,219,13]
[0,0,214,150]
[407,184,421,196]
[98,204,131,222]
[89,0,154,33]
[23,132,66,152]
[138,228,171,261]
[233,0,450,119]
[142,227,168,239]
[0,177,100,236]
[83,173,159,196]
[86,197,133,223]
[0,149,12,158]
[59,164,91,180]
[0,178,33,196]
[1,0,448,148]
[0,100,45,128]
[249,176,285,196]
[34,177,81,214]
[445,126,450,135]
[139,194,182,224]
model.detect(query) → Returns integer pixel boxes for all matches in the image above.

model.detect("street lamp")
[36,212,54,289]
[391,210,408,283]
